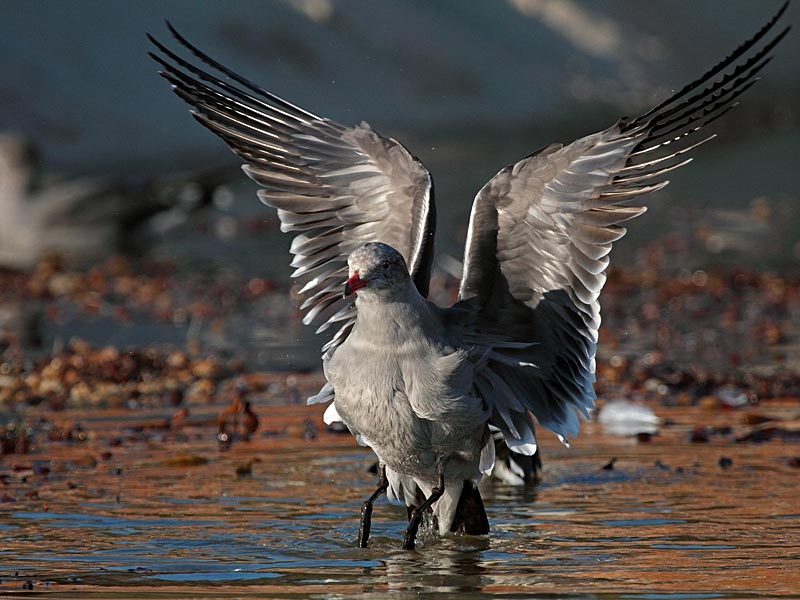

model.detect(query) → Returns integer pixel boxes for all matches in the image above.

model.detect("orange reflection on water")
[0,399,799,597]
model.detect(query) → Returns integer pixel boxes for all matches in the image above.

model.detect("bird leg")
[357,464,388,548]
[403,473,445,551]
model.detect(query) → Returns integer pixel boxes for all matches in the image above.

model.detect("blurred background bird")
[0,131,231,271]
[217,387,260,446]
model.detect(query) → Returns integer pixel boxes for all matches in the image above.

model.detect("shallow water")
[1,402,799,598]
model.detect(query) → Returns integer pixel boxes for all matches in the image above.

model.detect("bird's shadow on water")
[353,536,492,597]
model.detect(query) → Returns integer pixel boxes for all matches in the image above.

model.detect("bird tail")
[492,435,543,485]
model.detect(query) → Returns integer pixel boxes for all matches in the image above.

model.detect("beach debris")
[217,430,232,452]
[217,388,260,446]
[715,385,753,408]
[235,458,261,477]
[0,417,32,455]
[736,426,800,444]
[602,458,618,471]
[162,454,209,467]
[743,413,780,426]
[690,426,710,443]
[241,401,259,440]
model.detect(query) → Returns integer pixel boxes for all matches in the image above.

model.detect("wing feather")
[454,3,789,446]
[150,26,436,403]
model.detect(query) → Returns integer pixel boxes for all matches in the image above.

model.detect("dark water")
[2,403,798,598]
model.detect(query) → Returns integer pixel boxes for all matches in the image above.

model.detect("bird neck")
[353,280,440,341]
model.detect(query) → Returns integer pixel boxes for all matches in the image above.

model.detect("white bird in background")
[597,399,662,437]
[0,132,226,271]
[150,2,789,549]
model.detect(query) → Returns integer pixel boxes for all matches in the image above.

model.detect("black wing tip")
[146,50,167,71]
[148,18,323,122]
[629,1,791,129]
[146,35,169,60]
[774,23,794,46]
[146,23,178,63]
[145,20,178,44]
[776,0,791,21]
[146,20,211,75]
[165,20,199,57]
[750,0,790,43]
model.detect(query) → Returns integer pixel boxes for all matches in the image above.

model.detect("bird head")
[344,242,411,298]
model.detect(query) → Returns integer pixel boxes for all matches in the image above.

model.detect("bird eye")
[382,260,390,269]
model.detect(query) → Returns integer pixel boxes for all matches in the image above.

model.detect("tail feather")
[492,436,542,485]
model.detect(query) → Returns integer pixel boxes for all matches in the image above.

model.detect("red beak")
[344,272,366,297]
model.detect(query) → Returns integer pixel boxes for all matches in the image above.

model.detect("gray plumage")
[150,3,789,540]
[326,242,493,530]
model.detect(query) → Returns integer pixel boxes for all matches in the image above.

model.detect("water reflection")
[370,542,488,596]
[1,403,799,597]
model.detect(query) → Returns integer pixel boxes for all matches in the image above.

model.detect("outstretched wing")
[148,25,435,377]
[454,3,789,449]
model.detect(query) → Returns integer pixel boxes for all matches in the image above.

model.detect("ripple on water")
[1,404,799,597]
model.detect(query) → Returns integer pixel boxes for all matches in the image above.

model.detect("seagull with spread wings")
[150,2,789,549]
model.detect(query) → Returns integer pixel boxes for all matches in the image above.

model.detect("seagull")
[149,3,789,549]
[0,132,226,270]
